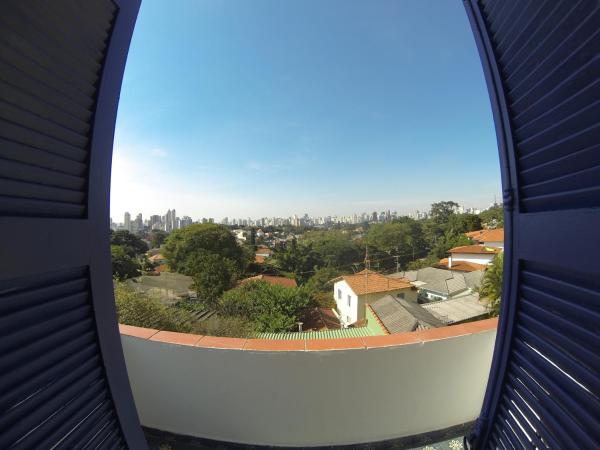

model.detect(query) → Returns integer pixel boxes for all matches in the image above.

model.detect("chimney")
[448,255,453,269]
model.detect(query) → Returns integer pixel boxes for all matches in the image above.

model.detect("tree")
[365,219,426,271]
[479,205,504,228]
[304,267,340,293]
[114,283,191,332]
[110,230,148,257]
[479,253,504,317]
[302,230,362,269]
[111,245,141,280]
[187,253,239,308]
[149,229,168,249]
[163,223,245,274]
[219,281,311,332]
[447,213,482,234]
[406,255,439,270]
[430,201,459,224]
[428,230,472,259]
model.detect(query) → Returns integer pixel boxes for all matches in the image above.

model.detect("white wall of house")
[451,253,496,265]
[482,240,504,250]
[334,279,357,325]
[334,280,416,326]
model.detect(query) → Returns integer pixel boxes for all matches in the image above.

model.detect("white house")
[332,269,416,327]
[446,245,500,268]
[465,228,504,250]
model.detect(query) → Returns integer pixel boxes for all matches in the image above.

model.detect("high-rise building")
[133,213,143,233]
[180,216,193,228]
[124,212,131,232]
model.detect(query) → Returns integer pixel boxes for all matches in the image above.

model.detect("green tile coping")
[256,325,381,340]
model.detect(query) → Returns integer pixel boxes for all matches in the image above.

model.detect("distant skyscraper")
[181,216,193,228]
[134,213,143,233]
[124,212,131,232]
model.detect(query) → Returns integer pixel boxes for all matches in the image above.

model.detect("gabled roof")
[422,293,489,324]
[391,267,485,296]
[300,307,340,331]
[465,228,504,243]
[370,295,444,333]
[148,253,166,262]
[335,269,412,295]
[435,259,488,272]
[448,245,501,255]
[240,275,297,288]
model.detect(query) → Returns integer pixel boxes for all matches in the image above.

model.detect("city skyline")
[112,199,499,231]
[111,0,501,220]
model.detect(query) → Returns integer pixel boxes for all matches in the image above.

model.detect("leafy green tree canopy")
[111,245,141,280]
[479,205,504,228]
[114,283,190,332]
[188,253,239,308]
[479,253,504,317]
[163,223,246,275]
[219,281,311,332]
[149,229,168,249]
[430,200,459,223]
[110,230,148,257]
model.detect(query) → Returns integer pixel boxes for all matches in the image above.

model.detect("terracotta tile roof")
[148,253,166,262]
[465,228,504,243]
[337,269,412,295]
[255,246,273,255]
[435,258,488,272]
[449,245,501,254]
[300,307,341,331]
[240,274,297,288]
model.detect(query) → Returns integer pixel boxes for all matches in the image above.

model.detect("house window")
[337,289,341,300]
[347,295,351,307]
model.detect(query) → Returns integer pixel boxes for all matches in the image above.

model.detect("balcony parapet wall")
[120,319,497,446]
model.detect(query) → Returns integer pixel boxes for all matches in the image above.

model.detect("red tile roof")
[449,245,501,254]
[336,269,412,295]
[241,274,298,288]
[465,228,504,243]
[435,258,488,272]
[301,307,341,331]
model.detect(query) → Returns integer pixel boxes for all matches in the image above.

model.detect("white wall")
[334,279,357,325]
[122,329,496,447]
[483,241,504,250]
[451,253,495,265]
[334,280,416,326]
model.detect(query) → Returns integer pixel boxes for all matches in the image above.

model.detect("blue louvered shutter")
[463,1,600,448]
[0,1,146,448]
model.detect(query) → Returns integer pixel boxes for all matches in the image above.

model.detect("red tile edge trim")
[118,317,498,351]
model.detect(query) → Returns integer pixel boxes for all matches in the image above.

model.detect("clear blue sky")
[111,0,501,222]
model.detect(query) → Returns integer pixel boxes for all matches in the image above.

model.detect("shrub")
[219,281,311,332]
[114,283,191,332]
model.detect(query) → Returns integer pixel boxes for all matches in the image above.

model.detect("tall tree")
[149,229,168,249]
[430,200,460,223]
[163,223,245,275]
[110,230,148,257]
[111,245,141,280]
[479,253,504,317]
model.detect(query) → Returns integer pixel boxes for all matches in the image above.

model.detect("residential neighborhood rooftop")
[390,267,484,297]
[240,274,298,288]
[465,228,504,243]
[370,295,445,334]
[422,293,490,324]
[335,269,412,295]
[435,259,488,272]
[448,245,501,254]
